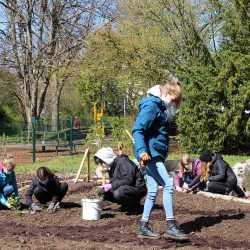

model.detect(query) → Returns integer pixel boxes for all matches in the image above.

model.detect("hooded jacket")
[94,147,117,165]
[0,170,18,206]
[109,155,146,191]
[132,95,170,161]
[26,174,61,205]
[208,154,237,185]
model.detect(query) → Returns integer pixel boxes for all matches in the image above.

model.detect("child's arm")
[132,104,158,157]
[188,175,201,190]
[174,171,182,188]
[25,179,36,205]
[12,172,19,197]
[0,172,8,206]
[0,192,8,207]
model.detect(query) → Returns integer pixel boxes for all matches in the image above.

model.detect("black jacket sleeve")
[188,175,201,189]
[25,178,37,205]
[111,156,136,190]
[208,160,227,182]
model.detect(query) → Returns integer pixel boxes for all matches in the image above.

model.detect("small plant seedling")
[8,194,21,211]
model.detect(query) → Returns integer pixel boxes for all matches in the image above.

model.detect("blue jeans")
[3,184,14,197]
[142,160,174,221]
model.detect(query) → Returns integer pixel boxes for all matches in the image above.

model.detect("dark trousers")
[34,182,68,204]
[104,185,146,208]
[208,181,245,197]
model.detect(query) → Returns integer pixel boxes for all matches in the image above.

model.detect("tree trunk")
[25,104,32,143]
[51,92,59,131]
[50,73,58,131]
[50,73,64,131]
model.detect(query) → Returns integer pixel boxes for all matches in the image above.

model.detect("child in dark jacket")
[174,154,202,192]
[0,155,18,209]
[26,167,68,212]
[94,147,147,212]
[199,152,245,197]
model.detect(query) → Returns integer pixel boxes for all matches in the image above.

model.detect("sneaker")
[164,220,188,240]
[54,202,61,210]
[47,202,60,213]
[31,203,42,212]
[138,221,160,239]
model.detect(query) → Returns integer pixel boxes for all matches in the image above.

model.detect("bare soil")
[3,144,78,164]
[3,137,180,164]
[0,181,250,250]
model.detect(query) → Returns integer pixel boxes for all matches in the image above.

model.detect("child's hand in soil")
[5,202,12,209]
[175,186,184,192]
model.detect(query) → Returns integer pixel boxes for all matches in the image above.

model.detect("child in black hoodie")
[26,166,68,212]
[199,152,245,197]
[94,147,147,212]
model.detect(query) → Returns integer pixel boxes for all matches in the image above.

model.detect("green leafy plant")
[8,195,21,210]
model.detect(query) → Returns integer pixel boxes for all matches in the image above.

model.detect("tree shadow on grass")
[180,213,245,233]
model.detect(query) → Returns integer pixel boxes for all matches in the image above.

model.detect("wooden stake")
[74,147,89,183]
[125,129,135,144]
[197,191,250,204]
[101,168,106,185]
[87,150,90,182]
[117,142,124,155]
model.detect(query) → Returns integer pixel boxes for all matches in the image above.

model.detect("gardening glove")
[31,203,42,212]
[47,201,60,213]
[5,202,12,209]
[182,183,189,190]
[204,181,210,191]
[139,152,151,168]
[101,183,112,192]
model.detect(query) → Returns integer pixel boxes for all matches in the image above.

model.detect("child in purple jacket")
[174,154,202,192]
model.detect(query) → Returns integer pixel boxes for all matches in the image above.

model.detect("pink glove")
[102,183,112,192]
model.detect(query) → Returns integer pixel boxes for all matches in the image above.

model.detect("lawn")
[16,152,250,175]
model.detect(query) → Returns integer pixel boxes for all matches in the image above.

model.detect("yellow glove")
[139,152,151,168]
[5,202,12,209]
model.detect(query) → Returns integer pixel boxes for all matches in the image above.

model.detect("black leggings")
[34,182,68,204]
[104,185,146,208]
[208,181,245,197]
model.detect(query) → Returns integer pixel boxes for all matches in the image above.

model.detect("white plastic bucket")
[81,198,102,220]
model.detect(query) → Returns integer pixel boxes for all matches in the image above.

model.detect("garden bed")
[0,181,250,249]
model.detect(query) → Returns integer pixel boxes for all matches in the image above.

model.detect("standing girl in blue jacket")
[132,79,188,240]
[0,155,19,209]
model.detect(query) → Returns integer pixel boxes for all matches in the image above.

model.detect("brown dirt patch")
[4,137,179,165]
[0,182,250,249]
[4,144,81,164]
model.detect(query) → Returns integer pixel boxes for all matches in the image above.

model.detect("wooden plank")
[197,191,250,204]
[74,147,89,183]
[125,129,135,144]
[87,150,90,182]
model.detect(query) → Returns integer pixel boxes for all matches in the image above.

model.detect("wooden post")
[101,168,106,185]
[74,147,89,183]
[197,191,250,204]
[87,150,90,182]
[125,129,135,144]
[117,142,124,155]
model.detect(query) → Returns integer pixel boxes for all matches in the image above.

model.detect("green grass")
[167,153,249,166]
[16,154,97,175]
[16,152,249,175]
